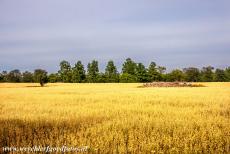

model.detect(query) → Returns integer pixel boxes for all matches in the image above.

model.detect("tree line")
[1,58,230,85]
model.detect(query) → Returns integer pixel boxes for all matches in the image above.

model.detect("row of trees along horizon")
[1,58,230,86]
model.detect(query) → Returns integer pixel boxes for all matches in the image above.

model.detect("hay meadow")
[0,83,230,153]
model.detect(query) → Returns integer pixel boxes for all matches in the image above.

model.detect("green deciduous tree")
[122,58,136,75]
[119,73,136,83]
[48,73,60,83]
[201,66,214,82]
[167,69,185,82]
[148,62,159,81]
[136,63,148,82]
[225,67,230,81]
[183,67,200,82]
[7,69,21,82]
[214,69,227,82]
[72,61,86,83]
[97,73,107,83]
[0,73,3,82]
[0,71,7,82]
[34,69,48,86]
[87,60,99,82]
[105,60,119,82]
[157,66,166,81]
[59,60,72,83]
[22,71,34,82]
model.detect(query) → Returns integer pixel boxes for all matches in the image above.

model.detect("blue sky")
[0,0,230,73]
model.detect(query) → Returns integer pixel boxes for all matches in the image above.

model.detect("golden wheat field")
[0,83,230,153]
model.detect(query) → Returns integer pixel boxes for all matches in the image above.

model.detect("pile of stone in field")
[143,82,204,87]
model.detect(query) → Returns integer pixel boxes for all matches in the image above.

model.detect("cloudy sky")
[0,0,230,73]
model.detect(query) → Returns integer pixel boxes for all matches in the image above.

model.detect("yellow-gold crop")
[0,83,230,153]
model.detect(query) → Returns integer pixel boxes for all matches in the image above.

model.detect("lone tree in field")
[34,69,48,86]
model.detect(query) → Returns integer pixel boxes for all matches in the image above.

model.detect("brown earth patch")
[142,82,205,87]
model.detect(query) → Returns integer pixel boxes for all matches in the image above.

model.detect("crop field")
[0,83,230,153]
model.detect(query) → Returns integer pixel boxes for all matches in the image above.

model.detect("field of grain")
[0,83,230,153]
